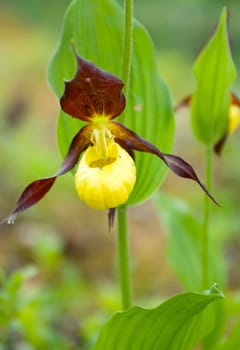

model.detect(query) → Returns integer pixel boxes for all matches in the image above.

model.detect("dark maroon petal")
[174,95,192,112]
[156,153,220,206]
[60,47,125,121]
[231,92,240,106]
[114,137,135,160]
[108,208,117,231]
[214,132,228,155]
[1,125,92,224]
[110,121,219,206]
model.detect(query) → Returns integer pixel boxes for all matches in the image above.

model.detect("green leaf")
[169,304,215,350]
[154,193,226,291]
[203,301,226,349]
[47,0,174,206]
[94,288,223,350]
[191,7,236,145]
[216,321,240,350]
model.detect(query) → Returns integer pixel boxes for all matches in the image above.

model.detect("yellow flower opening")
[228,104,240,134]
[75,126,136,209]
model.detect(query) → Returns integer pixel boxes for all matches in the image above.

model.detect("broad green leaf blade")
[94,289,223,350]
[170,304,216,350]
[155,193,226,349]
[191,8,236,145]
[47,0,174,206]
[154,193,226,291]
[203,301,226,349]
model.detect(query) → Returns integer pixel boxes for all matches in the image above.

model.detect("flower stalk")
[202,145,213,290]
[121,0,133,99]
[117,0,134,310]
[117,205,132,309]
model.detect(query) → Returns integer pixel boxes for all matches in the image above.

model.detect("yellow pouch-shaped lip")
[75,141,136,210]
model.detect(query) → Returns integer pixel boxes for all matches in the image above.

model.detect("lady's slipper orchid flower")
[214,93,240,154]
[175,93,240,155]
[1,50,217,226]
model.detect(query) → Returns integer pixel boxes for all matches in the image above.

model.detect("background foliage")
[1,0,240,348]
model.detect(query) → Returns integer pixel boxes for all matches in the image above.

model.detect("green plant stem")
[121,0,133,98]
[115,0,133,311]
[202,145,213,290]
[117,206,131,309]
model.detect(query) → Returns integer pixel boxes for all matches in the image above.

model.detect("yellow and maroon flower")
[214,93,240,154]
[2,49,217,226]
[175,93,240,155]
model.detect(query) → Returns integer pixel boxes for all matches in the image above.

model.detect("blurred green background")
[0,0,240,348]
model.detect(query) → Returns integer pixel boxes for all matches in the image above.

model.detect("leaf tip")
[70,40,78,59]
[221,6,227,21]
[208,283,225,298]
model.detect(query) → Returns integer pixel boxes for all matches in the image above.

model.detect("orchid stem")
[121,0,133,98]
[115,0,133,310]
[202,145,213,290]
[117,206,132,309]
